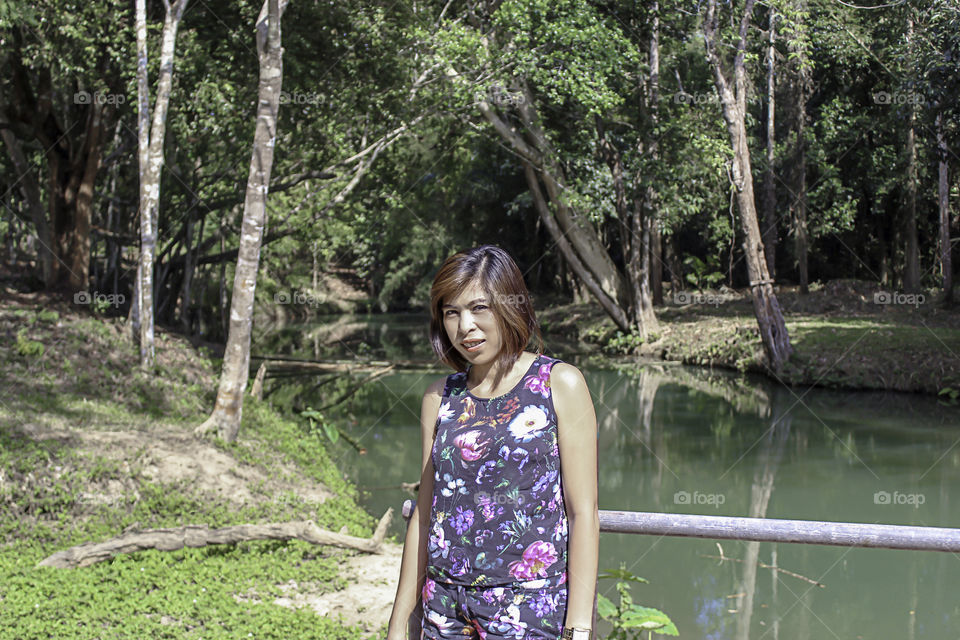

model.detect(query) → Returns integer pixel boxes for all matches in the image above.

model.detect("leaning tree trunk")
[704,0,792,372]
[196,0,287,442]
[937,113,952,303]
[136,0,189,369]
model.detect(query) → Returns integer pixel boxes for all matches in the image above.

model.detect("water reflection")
[732,395,791,640]
[258,316,960,639]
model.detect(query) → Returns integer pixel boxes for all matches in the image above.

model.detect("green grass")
[0,302,376,639]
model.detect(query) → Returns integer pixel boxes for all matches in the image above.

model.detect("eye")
[473,304,488,312]
[444,309,458,317]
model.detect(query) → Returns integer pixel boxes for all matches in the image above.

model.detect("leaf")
[323,421,339,444]
[598,567,649,584]
[596,593,617,620]
[621,606,679,636]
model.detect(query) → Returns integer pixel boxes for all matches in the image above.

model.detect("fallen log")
[38,508,393,569]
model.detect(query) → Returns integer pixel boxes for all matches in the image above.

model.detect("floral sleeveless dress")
[426,353,569,588]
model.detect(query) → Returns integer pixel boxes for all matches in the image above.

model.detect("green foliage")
[0,312,375,639]
[15,328,45,358]
[937,386,958,406]
[301,407,340,445]
[604,329,657,356]
[597,565,678,639]
[683,255,725,290]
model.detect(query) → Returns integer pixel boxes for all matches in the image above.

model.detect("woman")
[387,245,599,640]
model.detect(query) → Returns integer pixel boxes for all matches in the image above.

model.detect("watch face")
[572,630,590,640]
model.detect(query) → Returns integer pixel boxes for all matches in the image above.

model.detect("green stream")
[268,315,960,639]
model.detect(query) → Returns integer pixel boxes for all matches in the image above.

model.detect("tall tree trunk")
[937,113,952,303]
[136,0,189,369]
[597,116,659,336]
[788,0,809,294]
[68,103,105,291]
[762,8,778,279]
[794,84,808,294]
[179,210,197,332]
[197,0,288,442]
[664,233,682,294]
[99,120,124,295]
[648,1,664,306]
[630,197,659,335]
[0,121,55,286]
[903,16,920,295]
[704,0,793,372]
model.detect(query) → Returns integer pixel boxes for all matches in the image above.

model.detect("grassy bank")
[0,293,378,639]
[540,279,960,397]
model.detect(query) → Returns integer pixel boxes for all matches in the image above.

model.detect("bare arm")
[552,363,600,632]
[386,377,444,640]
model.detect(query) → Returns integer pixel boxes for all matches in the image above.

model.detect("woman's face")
[442,281,503,366]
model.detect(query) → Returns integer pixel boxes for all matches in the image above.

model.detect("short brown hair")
[429,245,543,378]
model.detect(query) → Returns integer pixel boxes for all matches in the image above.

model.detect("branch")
[38,509,393,569]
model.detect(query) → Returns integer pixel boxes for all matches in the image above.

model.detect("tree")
[702,0,793,371]
[761,7,778,279]
[785,0,811,294]
[134,0,189,369]
[902,14,920,295]
[434,0,660,335]
[196,0,288,442]
[0,0,130,292]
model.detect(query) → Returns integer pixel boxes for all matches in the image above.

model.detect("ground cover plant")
[0,300,376,639]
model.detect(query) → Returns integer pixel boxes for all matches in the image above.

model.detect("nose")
[458,310,477,336]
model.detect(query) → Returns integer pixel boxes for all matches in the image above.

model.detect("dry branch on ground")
[38,508,393,569]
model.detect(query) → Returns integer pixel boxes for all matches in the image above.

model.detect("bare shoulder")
[421,375,448,416]
[423,375,447,399]
[549,361,588,393]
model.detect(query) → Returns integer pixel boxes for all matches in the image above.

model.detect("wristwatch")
[560,628,591,640]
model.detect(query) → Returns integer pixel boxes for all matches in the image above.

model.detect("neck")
[468,352,525,388]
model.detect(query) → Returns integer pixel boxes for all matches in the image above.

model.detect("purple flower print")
[476,492,504,522]
[428,520,450,558]
[475,460,497,484]
[507,540,558,580]
[474,528,493,546]
[532,470,557,494]
[454,430,490,462]
[449,548,471,576]
[530,592,559,616]
[452,506,475,535]
[480,587,506,605]
[523,364,552,398]
[481,503,503,522]
[509,446,530,472]
[553,516,568,542]
[422,577,436,602]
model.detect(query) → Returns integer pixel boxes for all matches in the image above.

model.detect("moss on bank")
[0,295,376,639]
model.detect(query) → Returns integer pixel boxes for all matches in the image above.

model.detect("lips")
[462,339,485,352]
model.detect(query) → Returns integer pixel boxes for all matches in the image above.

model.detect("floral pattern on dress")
[428,354,568,598]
